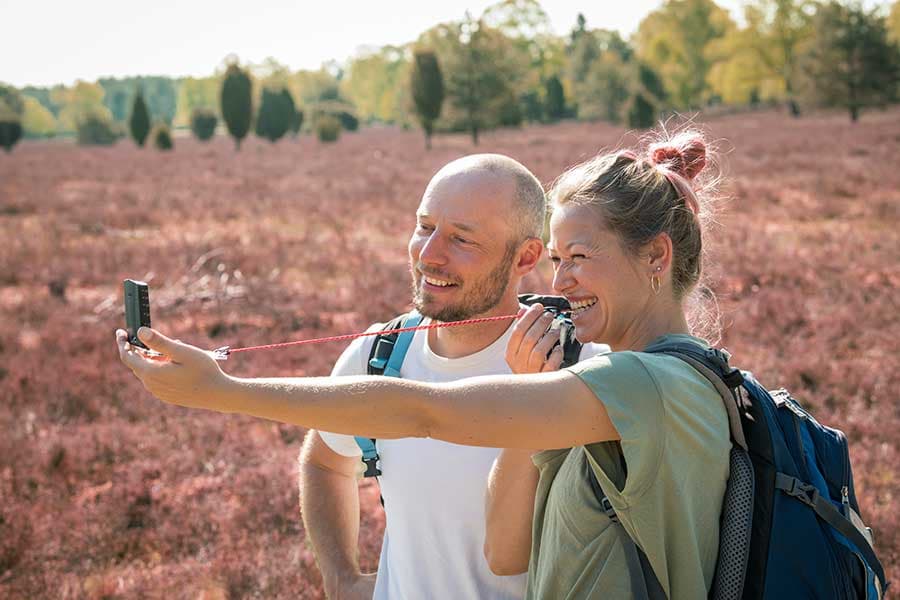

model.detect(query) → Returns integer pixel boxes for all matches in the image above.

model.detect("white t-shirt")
[319,316,608,600]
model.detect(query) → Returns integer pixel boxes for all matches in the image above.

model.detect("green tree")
[176,77,220,127]
[22,97,57,138]
[544,74,565,121]
[802,1,900,121]
[21,87,61,118]
[0,99,23,152]
[255,86,294,142]
[220,62,253,149]
[566,16,634,118]
[889,1,900,43]
[129,90,150,147]
[627,62,667,127]
[150,123,173,150]
[410,50,445,149]
[315,114,341,142]
[0,84,25,118]
[290,108,304,137]
[52,81,111,132]
[439,15,519,144]
[76,110,120,145]
[708,0,814,113]
[482,0,561,121]
[578,52,632,122]
[635,0,734,108]
[628,93,656,128]
[343,46,411,124]
[190,107,218,141]
[99,77,178,124]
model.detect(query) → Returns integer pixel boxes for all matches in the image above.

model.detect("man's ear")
[514,237,544,275]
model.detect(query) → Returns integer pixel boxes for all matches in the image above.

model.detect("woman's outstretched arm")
[117,327,620,450]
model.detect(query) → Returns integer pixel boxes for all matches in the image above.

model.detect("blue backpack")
[593,340,888,599]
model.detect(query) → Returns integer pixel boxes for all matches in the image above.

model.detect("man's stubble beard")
[411,241,518,322]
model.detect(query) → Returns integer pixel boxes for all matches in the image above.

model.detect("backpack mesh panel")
[710,446,755,600]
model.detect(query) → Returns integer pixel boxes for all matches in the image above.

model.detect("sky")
[2,0,757,88]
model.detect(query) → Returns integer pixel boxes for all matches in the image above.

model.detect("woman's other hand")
[505,303,566,374]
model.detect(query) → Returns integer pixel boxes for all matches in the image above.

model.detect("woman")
[117,131,729,599]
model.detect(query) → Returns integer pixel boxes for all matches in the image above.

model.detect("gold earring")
[650,266,662,294]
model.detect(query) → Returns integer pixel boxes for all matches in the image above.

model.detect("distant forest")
[2,0,899,148]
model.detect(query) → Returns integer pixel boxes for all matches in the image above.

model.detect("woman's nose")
[551,265,574,294]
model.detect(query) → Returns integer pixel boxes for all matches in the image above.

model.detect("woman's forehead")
[549,205,607,247]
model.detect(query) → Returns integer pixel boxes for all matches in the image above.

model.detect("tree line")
[2,0,899,153]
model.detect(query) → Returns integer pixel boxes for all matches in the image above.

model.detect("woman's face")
[548,203,651,347]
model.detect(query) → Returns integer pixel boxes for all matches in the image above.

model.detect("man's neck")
[427,297,521,359]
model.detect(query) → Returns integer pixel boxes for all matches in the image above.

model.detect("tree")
[438,15,519,144]
[99,77,178,124]
[544,74,565,121]
[0,101,22,152]
[566,17,634,118]
[707,0,814,114]
[220,62,253,149]
[0,84,25,118]
[129,90,150,147]
[290,108,304,137]
[22,97,57,138]
[190,107,218,141]
[802,1,900,121]
[150,123,173,150]
[890,0,900,43]
[635,0,734,108]
[52,81,111,133]
[578,52,632,122]
[255,86,294,142]
[627,63,667,128]
[410,50,445,149]
[176,77,220,127]
[0,86,25,151]
[343,46,411,125]
[482,0,561,120]
[315,114,341,142]
[76,111,120,145]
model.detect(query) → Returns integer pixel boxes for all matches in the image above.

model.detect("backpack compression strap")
[354,311,424,478]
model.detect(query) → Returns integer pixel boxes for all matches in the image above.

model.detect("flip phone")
[124,279,151,349]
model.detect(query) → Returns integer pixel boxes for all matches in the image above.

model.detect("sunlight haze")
[4,0,745,87]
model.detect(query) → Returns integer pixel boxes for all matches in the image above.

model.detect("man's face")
[408,171,520,322]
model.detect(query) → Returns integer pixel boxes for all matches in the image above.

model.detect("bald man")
[299,155,604,599]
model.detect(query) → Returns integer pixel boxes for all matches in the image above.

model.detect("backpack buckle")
[599,495,619,523]
[782,477,820,508]
[362,457,382,478]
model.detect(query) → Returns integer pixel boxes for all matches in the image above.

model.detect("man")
[298,154,605,599]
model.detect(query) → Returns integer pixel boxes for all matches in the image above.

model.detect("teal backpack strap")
[354,436,382,478]
[381,312,423,377]
[355,311,423,478]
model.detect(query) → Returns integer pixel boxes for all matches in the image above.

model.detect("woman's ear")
[643,233,674,274]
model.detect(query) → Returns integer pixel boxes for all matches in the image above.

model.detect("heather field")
[1,109,898,598]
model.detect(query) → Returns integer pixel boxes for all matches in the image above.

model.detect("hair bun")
[649,136,707,181]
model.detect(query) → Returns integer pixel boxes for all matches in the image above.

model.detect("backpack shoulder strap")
[356,311,424,477]
[643,341,748,452]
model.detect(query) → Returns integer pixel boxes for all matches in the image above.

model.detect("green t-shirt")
[526,334,730,600]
